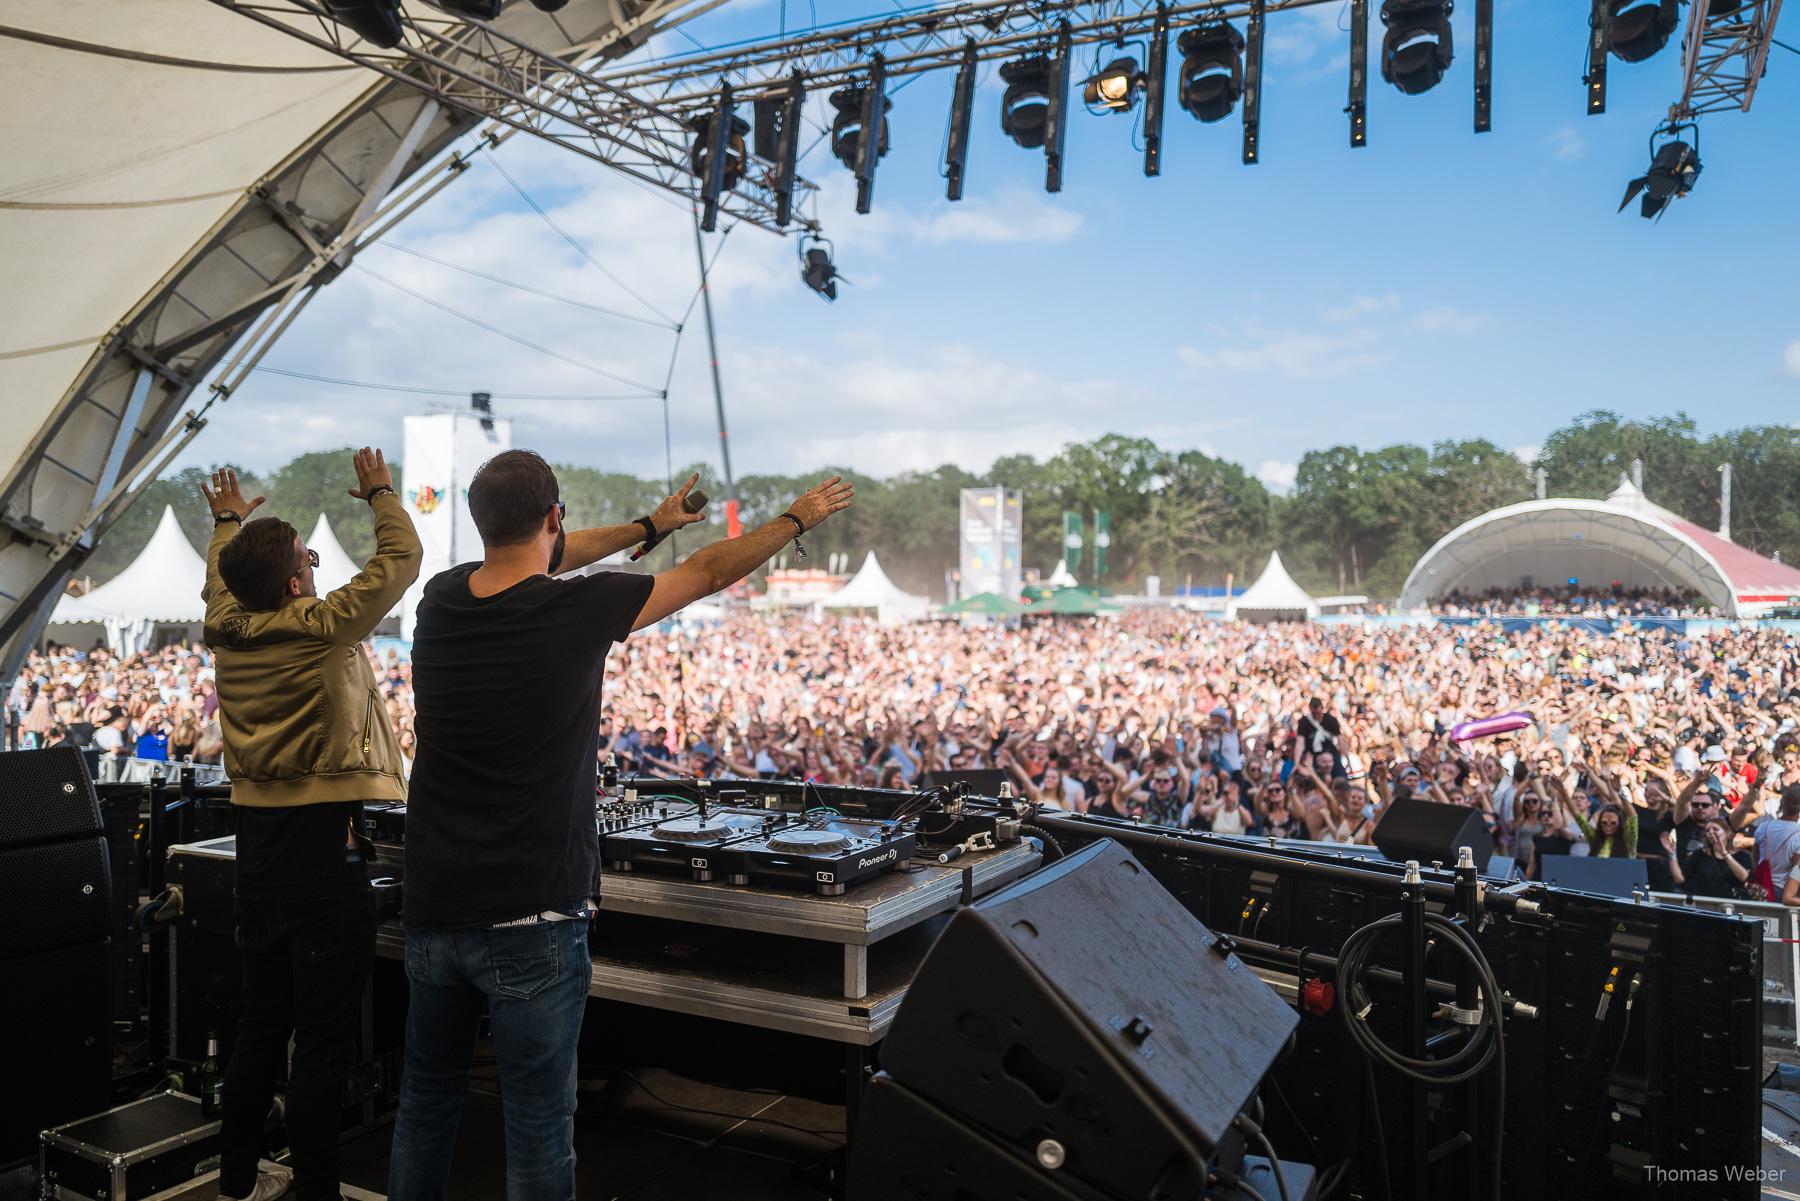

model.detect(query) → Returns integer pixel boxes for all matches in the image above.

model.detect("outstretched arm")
[559,473,709,573]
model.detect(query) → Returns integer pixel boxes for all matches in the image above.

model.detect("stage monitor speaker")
[0,938,111,1162]
[875,838,1295,1201]
[1539,854,1649,897]
[0,835,111,958]
[0,745,102,850]
[1372,797,1492,872]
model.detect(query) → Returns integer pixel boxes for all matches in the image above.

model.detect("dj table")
[373,841,1037,1045]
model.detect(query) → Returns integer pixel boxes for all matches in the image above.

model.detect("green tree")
[265,449,399,564]
[81,464,266,585]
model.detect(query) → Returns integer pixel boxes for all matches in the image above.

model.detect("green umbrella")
[1036,588,1121,615]
[943,591,1025,616]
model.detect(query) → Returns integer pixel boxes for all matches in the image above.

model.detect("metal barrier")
[1650,890,1799,1046]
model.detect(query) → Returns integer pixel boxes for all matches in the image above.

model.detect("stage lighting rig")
[1176,22,1246,122]
[1620,125,1700,220]
[945,41,978,200]
[999,57,1054,147]
[831,70,892,214]
[321,0,402,47]
[687,112,749,189]
[1380,0,1455,95]
[1083,55,1146,114]
[1347,0,1369,145]
[801,238,840,301]
[1607,0,1680,61]
[1143,4,1169,175]
[433,0,500,17]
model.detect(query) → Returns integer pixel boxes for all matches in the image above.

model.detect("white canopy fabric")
[822,552,931,623]
[1399,479,1800,617]
[55,505,207,624]
[1226,551,1320,621]
[307,514,362,597]
[1047,558,1079,588]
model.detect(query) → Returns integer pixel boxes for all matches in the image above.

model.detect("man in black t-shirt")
[388,450,853,1201]
[1293,697,1341,762]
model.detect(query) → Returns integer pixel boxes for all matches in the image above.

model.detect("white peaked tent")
[822,552,931,623]
[307,514,363,597]
[1226,551,1320,622]
[49,506,208,651]
[1048,558,1079,588]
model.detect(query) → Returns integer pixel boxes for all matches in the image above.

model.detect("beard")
[548,530,566,575]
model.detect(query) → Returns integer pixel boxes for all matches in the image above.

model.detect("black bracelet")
[213,511,242,526]
[779,512,805,536]
[636,516,657,543]
[365,485,395,503]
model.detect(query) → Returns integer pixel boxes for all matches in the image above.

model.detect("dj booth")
[0,746,1773,1201]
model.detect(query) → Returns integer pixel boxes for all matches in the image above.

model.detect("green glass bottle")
[199,1033,222,1118]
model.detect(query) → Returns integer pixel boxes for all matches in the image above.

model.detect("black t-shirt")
[1633,804,1673,857]
[404,566,653,929]
[1295,713,1341,756]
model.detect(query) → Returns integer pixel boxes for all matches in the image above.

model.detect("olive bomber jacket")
[202,491,423,807]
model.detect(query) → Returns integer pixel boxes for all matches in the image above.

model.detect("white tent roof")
[1399,478,1800,617]
[53,505,207,624]
[1226,551,1319,619]
[307,514,362,596]
[822,552,930,617]
[1047,558,1079,588]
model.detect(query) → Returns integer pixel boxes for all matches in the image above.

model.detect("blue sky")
[183,0,1800,493]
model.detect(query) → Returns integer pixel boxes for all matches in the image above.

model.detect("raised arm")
[309,449,424,644]
[200,468,266,620]
[559,473,709,573]
[633,477,854,631]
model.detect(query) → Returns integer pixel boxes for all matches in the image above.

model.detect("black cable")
[1019,822,1065,861]
[1232,1115,1291,1201]
[613,1070,845,1142]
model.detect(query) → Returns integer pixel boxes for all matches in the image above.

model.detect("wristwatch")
[365,485,395,503]
[213,510,242,525]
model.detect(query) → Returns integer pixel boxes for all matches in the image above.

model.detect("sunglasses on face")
[297,547,319,572]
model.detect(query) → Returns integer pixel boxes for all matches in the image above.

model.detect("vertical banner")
[399,410,511,638]
[1001,489,1023,601]
[959,487,1000,599]
[1093,510,1111,580]
[1062,511,1084,576]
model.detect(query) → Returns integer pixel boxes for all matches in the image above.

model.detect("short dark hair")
[468,449,558,547]
[218,517,301,612]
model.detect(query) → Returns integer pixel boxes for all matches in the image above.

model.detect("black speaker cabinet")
[0,836,111,959]
[0,939,112,1162]
[1372,797,1493,872]
[868,838,1296,1201]
[0,745,101,850]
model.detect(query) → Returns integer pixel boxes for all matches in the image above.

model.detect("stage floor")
[4,1066,844,1201]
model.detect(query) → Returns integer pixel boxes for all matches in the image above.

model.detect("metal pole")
[690,206,737,510]
[1452,848,1482,1195]
[1402,859,1429,1201]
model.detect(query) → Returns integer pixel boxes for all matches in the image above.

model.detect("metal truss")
[207,0,821,232]
[590,0,1338,118]
[1672,0,1784,119]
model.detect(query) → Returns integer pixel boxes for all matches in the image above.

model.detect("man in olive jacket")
[200,449,421,1201]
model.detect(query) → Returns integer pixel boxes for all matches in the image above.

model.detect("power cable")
[375,242,678,330]
[352,263,665,395]
[482,148,680,327]
[250,366,656,402]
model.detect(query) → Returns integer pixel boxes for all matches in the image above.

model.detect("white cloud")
[1412,307,1491,335]
[1546,123,1586,163]
[1323,293,1402,322]
[1784,340,1800,377]
[909,194,1083,246]
[1178,330,1385,379]
[1512,444,1542,467]
[1257,460,1298,493]
[1265,4,1348,65]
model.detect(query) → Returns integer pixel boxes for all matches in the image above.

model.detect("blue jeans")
[387,919,590,1201]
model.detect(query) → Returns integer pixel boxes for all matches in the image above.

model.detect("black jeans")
[220,889,374,1201]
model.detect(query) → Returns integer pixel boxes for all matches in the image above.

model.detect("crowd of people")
[1432,584,1716,619]
[10,610,1800,901]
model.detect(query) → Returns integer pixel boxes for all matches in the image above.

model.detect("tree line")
[82,411,1800,602]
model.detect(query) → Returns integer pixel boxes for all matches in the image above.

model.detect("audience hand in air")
[200,469,264,520]
[786,476,856,531]
[649,473,710,536]
[347,447,394,500]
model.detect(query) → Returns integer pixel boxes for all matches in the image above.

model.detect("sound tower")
[0,747,113,1159]
[850,839,1297,1201]
[1372,796,1493,871]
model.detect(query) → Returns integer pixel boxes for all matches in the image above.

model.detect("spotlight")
[1606,0,1679,62]
[433,0,502,18]
[1083,56,1144,114]
[829,85,890,172]
[529,0,571,9]
[322,0,404,47]
[1177,23,1246,123]
[1619,133,1700,220]
[999,57,1053,148]
[801,239,839,301]
[1380,0,1455,95]
[686,112,749,190]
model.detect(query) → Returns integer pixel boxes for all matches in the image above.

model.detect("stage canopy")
[1399,479,1800,618]
[1227,552,1319,622]
[0,0,714,677]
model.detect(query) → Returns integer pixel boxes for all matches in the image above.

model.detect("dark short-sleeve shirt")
[403,565,653,929]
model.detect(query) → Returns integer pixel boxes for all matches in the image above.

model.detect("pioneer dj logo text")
[857,850,898,869]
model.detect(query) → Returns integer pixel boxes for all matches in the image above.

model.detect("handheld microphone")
[630,489,708,561]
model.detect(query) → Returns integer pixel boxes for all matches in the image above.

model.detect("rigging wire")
[249,367,657,402]
[353,263,665,395]
[374,242,679,330]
